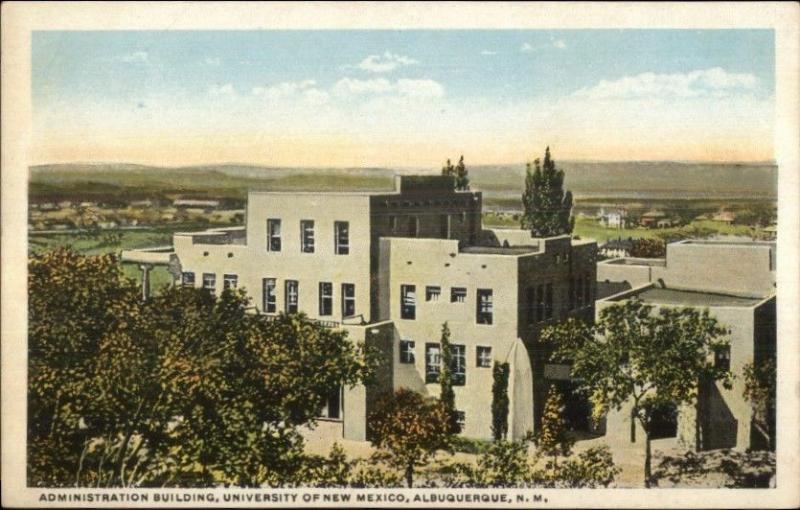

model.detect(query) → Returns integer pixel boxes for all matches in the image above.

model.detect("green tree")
[491,362,510,441]
[629,238,666,258]
[544,303,731,487]
[743,359,776,450]
[438,322,460,434]
[455,155,470,190]
[521,147,574,236]
[441,158,454,177]
[369,389,453,487]
[535,385,574,469]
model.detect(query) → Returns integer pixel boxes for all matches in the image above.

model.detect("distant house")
[131,199,153,208]
[174,199,220,212]
[711,211,736,225]
[640,210,667,228]
[600,208,627,229]
[599,237,634,259]
[656,218,674,228]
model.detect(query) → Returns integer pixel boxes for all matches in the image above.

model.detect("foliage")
[629,238,666,258]
[733,205,775,227]
[544,303,731,487]
[743,359,776,450]
[491,362,510,441]
[438,322,460,434]
[535,386,574,466]
[451,439,532,487]
[28,248,375,487]
[521,147,574,237]
[369,389,453,487]
[652,449,775,488]
[441,155,470,190]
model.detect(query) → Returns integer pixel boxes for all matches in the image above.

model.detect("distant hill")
[29,161,777,203]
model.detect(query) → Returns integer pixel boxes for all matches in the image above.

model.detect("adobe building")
[122,175,597,441]
[595,240,776,451]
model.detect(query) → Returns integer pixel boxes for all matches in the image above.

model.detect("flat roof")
[617,287,763,307]
[460,245,540,255]
[603,257,666,267]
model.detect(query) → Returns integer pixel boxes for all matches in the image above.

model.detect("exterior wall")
[597,258,659,289]
[175,193,373,323]
[379,237,527,439]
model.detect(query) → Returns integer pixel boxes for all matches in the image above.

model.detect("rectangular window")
[267,218,281,252]
[319,387,341,420]
[455,410,466,430]
[526,286,536,324]
[477,346,492,368]
[223,274,238,290]
[262,278,277,313]
[400,340,415,364]
[451,344,466,386]
[451,287,467,303]
[545,283,554,320]
[536,285,545,322]
[584,274,592,305]
[182,271,195,287]
[334,221,349,255]
[300,220,315,253]
[319,282,333,316]
[342,283,356,317]
[389,215,397,231]
[426,286,441,302]
[477,289,493,325]
[439,214,450,238]
[408,216,418,237]
[400,284,416,320]
[285,280,299,313]
[425,343,441,383]
[715,346,731,372]
[202,273,216,291]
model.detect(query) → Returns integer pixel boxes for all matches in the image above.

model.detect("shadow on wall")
[697,377,738,451]
[596,280,633,300]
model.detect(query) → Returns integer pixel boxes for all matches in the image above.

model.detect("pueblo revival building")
[123,175,597,441]
[596,239,776,451]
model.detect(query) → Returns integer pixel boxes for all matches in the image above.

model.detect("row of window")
[386,212,468,238]
[181,273,357,317]
[400,341,493,385]
[266,219,350,255]
[399,285,494,325]
[523,273,594,324]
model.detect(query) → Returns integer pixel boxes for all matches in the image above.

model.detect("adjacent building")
[123,175,597,441]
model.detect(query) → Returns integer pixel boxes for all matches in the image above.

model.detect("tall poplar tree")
[439,322,460,434]
[521,147,574,236]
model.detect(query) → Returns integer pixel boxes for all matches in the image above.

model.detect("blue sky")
[32,30,775,166]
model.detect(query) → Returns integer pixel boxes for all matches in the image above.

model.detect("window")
[334,221,349,255]
[400,285,416,320]
[408,216,418,237]
[319,387,341,420]
[545,283,554,320]
[526,287,536,324]
[400,340,415,364]
[584,274,592,305]
[455,410,466,430]
[477,346,492,368]
[342,283,356,317]
[389,215,397,231]
[451,287,467,303]
[182,272,195,287]
[715,346,731,371]
[301,220,315,253]
[262,278,277,313]
[477,289,493,325]
[439,214,450,238]
[285,280,299,313]
[451,344,466,385]
[267,218,281,252]
[223,274,238,290]
[319,282,333,316]
[202,273,216,291]
[426,286,441,302]
[536,285,545,322]
[425,343,441,383]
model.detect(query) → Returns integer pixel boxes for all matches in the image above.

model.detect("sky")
[31,30,775,167]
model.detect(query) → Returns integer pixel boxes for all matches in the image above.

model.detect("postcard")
[2,2,799,508]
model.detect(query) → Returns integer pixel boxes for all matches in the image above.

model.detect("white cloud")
[252,80,317,99]
[333,77,444,100]
[573,67,759,100]
[396,79,444,99]
[302,88,330,106]
[480,50,497,56]
[208,83,236,97]
[204,57,221,66]
[357,52,418,73]
[333,77,393,95]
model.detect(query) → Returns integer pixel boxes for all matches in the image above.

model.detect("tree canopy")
[521,147,574,236]
[442,155,470,191]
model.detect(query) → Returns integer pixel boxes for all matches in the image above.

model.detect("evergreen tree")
[441,158,454,177]
[521,146,574,236]
[455,155,470,190]
[535,385,574,469]
[439,322,460,434]
[491,362,510,441]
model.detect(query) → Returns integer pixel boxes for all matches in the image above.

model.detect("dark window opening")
[319,282,333,316]
[400,284,416,320]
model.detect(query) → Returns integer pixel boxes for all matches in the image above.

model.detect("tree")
[438,322,460,434]
[521,147,574,237]
[629,238,666,258]
[743,359,776,450]
[369,389,453,487]
[441,158,454,177]
[455,155,470,190]
[491,362,510,441]
[544,302,731,487]
[535,385,574,469]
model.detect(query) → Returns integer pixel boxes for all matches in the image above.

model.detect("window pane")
[182,272,195,287]
[301,220,315,253]
[426,286,441,302]
[319,282,332,316]
[285,280,298,313]
[267,219,281,251]
[263,278,277,313]
[477,346,492,368]
[451,287,467,303]
[400,340,415,364]
[425,343,441,383]
[451,344,466,386]
[477,289,493,324]
[401,284,416,319]
[223,274,238,290]
[202,273,216,291]
[335,221,350,255]
[342,283,355,317]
